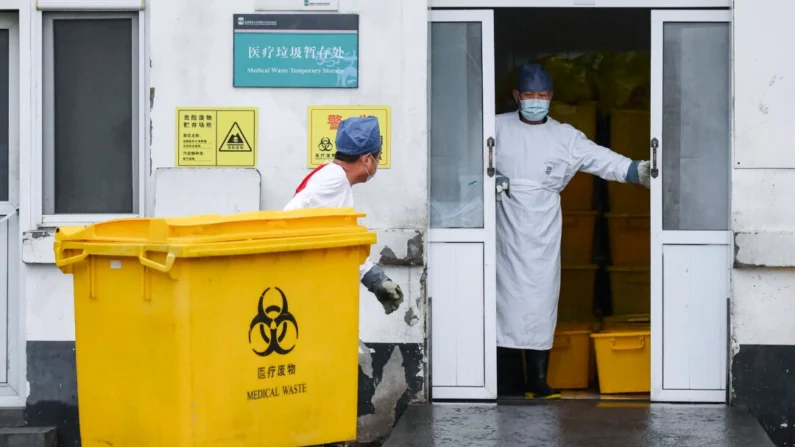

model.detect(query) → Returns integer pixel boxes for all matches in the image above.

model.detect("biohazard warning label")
[219,122,253,152]
[176,107,258,167]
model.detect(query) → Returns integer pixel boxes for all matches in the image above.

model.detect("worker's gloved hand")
[373,280,404,314]
[496,170,511,199]
[626,160,651,189]
[638,160,651,189]
[361,265,404,315]
[496,176,511,199]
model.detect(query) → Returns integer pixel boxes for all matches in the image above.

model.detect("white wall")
[732,0,795,347]
[24,0,429,345]
[149,0,429,344]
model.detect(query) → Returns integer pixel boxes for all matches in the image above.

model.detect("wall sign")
[233,14,359,88]
[254,0,339,11]
[175,107,258,167]
[307,106,391,169]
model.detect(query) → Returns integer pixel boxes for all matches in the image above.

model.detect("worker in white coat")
[284,116,404,315]
[495,64,651,399]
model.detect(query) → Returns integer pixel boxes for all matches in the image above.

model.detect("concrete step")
[0,427,57,447]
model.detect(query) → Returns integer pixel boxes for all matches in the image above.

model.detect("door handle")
[650,137,659,179]
[487,137,495,177]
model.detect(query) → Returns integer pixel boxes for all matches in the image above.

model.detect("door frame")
[428,8,497,401]
[650,9,733,403]
[427,3,734,403]
[430,0,731,8]
[0,11,24,407]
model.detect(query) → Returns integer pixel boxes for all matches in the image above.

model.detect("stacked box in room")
[607,109,650,214]
[606,109,651,317]
[591,329,651,394]
[553,102,601,328]
[550,101,598,211]
[559,210,599,324]
[558,265,598,323]
[548,322,597,390]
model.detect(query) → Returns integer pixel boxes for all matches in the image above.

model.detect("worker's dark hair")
[334,151,363,163]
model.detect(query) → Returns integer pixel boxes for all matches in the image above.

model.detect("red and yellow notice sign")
[307,106,391,169]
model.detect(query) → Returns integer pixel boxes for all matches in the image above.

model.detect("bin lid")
[562,210,599,217]
[551,101,597,113]
[556,329,593,336]
[556,322,595,334]
[604,212,651,219]
[562,264,599,271]
[604,314,650,324]
[610,108,650,117]
[600,324,651,332]
[53,208,377,272]
[55,208,370,245]
[605,266,650,273]
[591,330,650,339]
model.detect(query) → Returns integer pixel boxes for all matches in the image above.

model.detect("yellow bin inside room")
[548,323,595,390]
[591,330,651,394]
[53,208,376,447]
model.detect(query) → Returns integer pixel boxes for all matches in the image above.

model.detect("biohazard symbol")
[248,287,299,357]
[318,137,334,152]
[219,122,253,152]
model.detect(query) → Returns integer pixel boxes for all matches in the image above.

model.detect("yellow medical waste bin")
[53,208,376,447]
[591,330,651,394]
[548,323,594,390]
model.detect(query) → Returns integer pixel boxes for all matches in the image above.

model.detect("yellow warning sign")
[307,106,391,169]
[176,107,258,167]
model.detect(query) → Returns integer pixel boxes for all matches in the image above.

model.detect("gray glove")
[361,265,404,315]
[626,160,651,189]
[638,160,650,189]
[496,170,511,199]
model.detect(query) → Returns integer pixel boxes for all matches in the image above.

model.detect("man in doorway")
[284,116,404,315]
[495,64,650,399]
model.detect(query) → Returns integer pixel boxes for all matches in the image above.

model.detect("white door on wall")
[0,13,19,388]
[429,9,496,400]
[650,9,731,403]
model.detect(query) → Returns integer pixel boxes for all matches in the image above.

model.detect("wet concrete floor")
[385,402,774,446]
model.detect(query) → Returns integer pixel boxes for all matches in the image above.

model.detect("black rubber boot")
[524,349,561,399]
[497,347,525,397]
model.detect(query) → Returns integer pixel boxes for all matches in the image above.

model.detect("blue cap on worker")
[516,64,553,93]
[335,116,382,156]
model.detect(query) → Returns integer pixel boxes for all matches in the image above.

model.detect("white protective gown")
[283,162,376,279]
[495,112,632,350]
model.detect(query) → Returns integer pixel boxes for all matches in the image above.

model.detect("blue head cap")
[516,64,553,93]
[335,116,382,156]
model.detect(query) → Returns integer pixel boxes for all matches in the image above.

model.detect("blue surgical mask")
[520,99,550,122]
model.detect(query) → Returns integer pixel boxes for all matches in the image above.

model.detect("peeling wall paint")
[732,345,795,447]
[356,343,425,445]
[379,232,424,267]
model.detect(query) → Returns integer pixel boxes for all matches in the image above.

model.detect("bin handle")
[553,336,572,349]
[55,249,88,268]
[610,337,645,351]
[138,251,176,273]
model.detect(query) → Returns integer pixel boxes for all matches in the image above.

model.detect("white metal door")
[429,9,496,400]
[0,14,20,385]
[650,9,731,403]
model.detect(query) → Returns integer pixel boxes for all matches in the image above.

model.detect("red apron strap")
[294,163,328,196]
